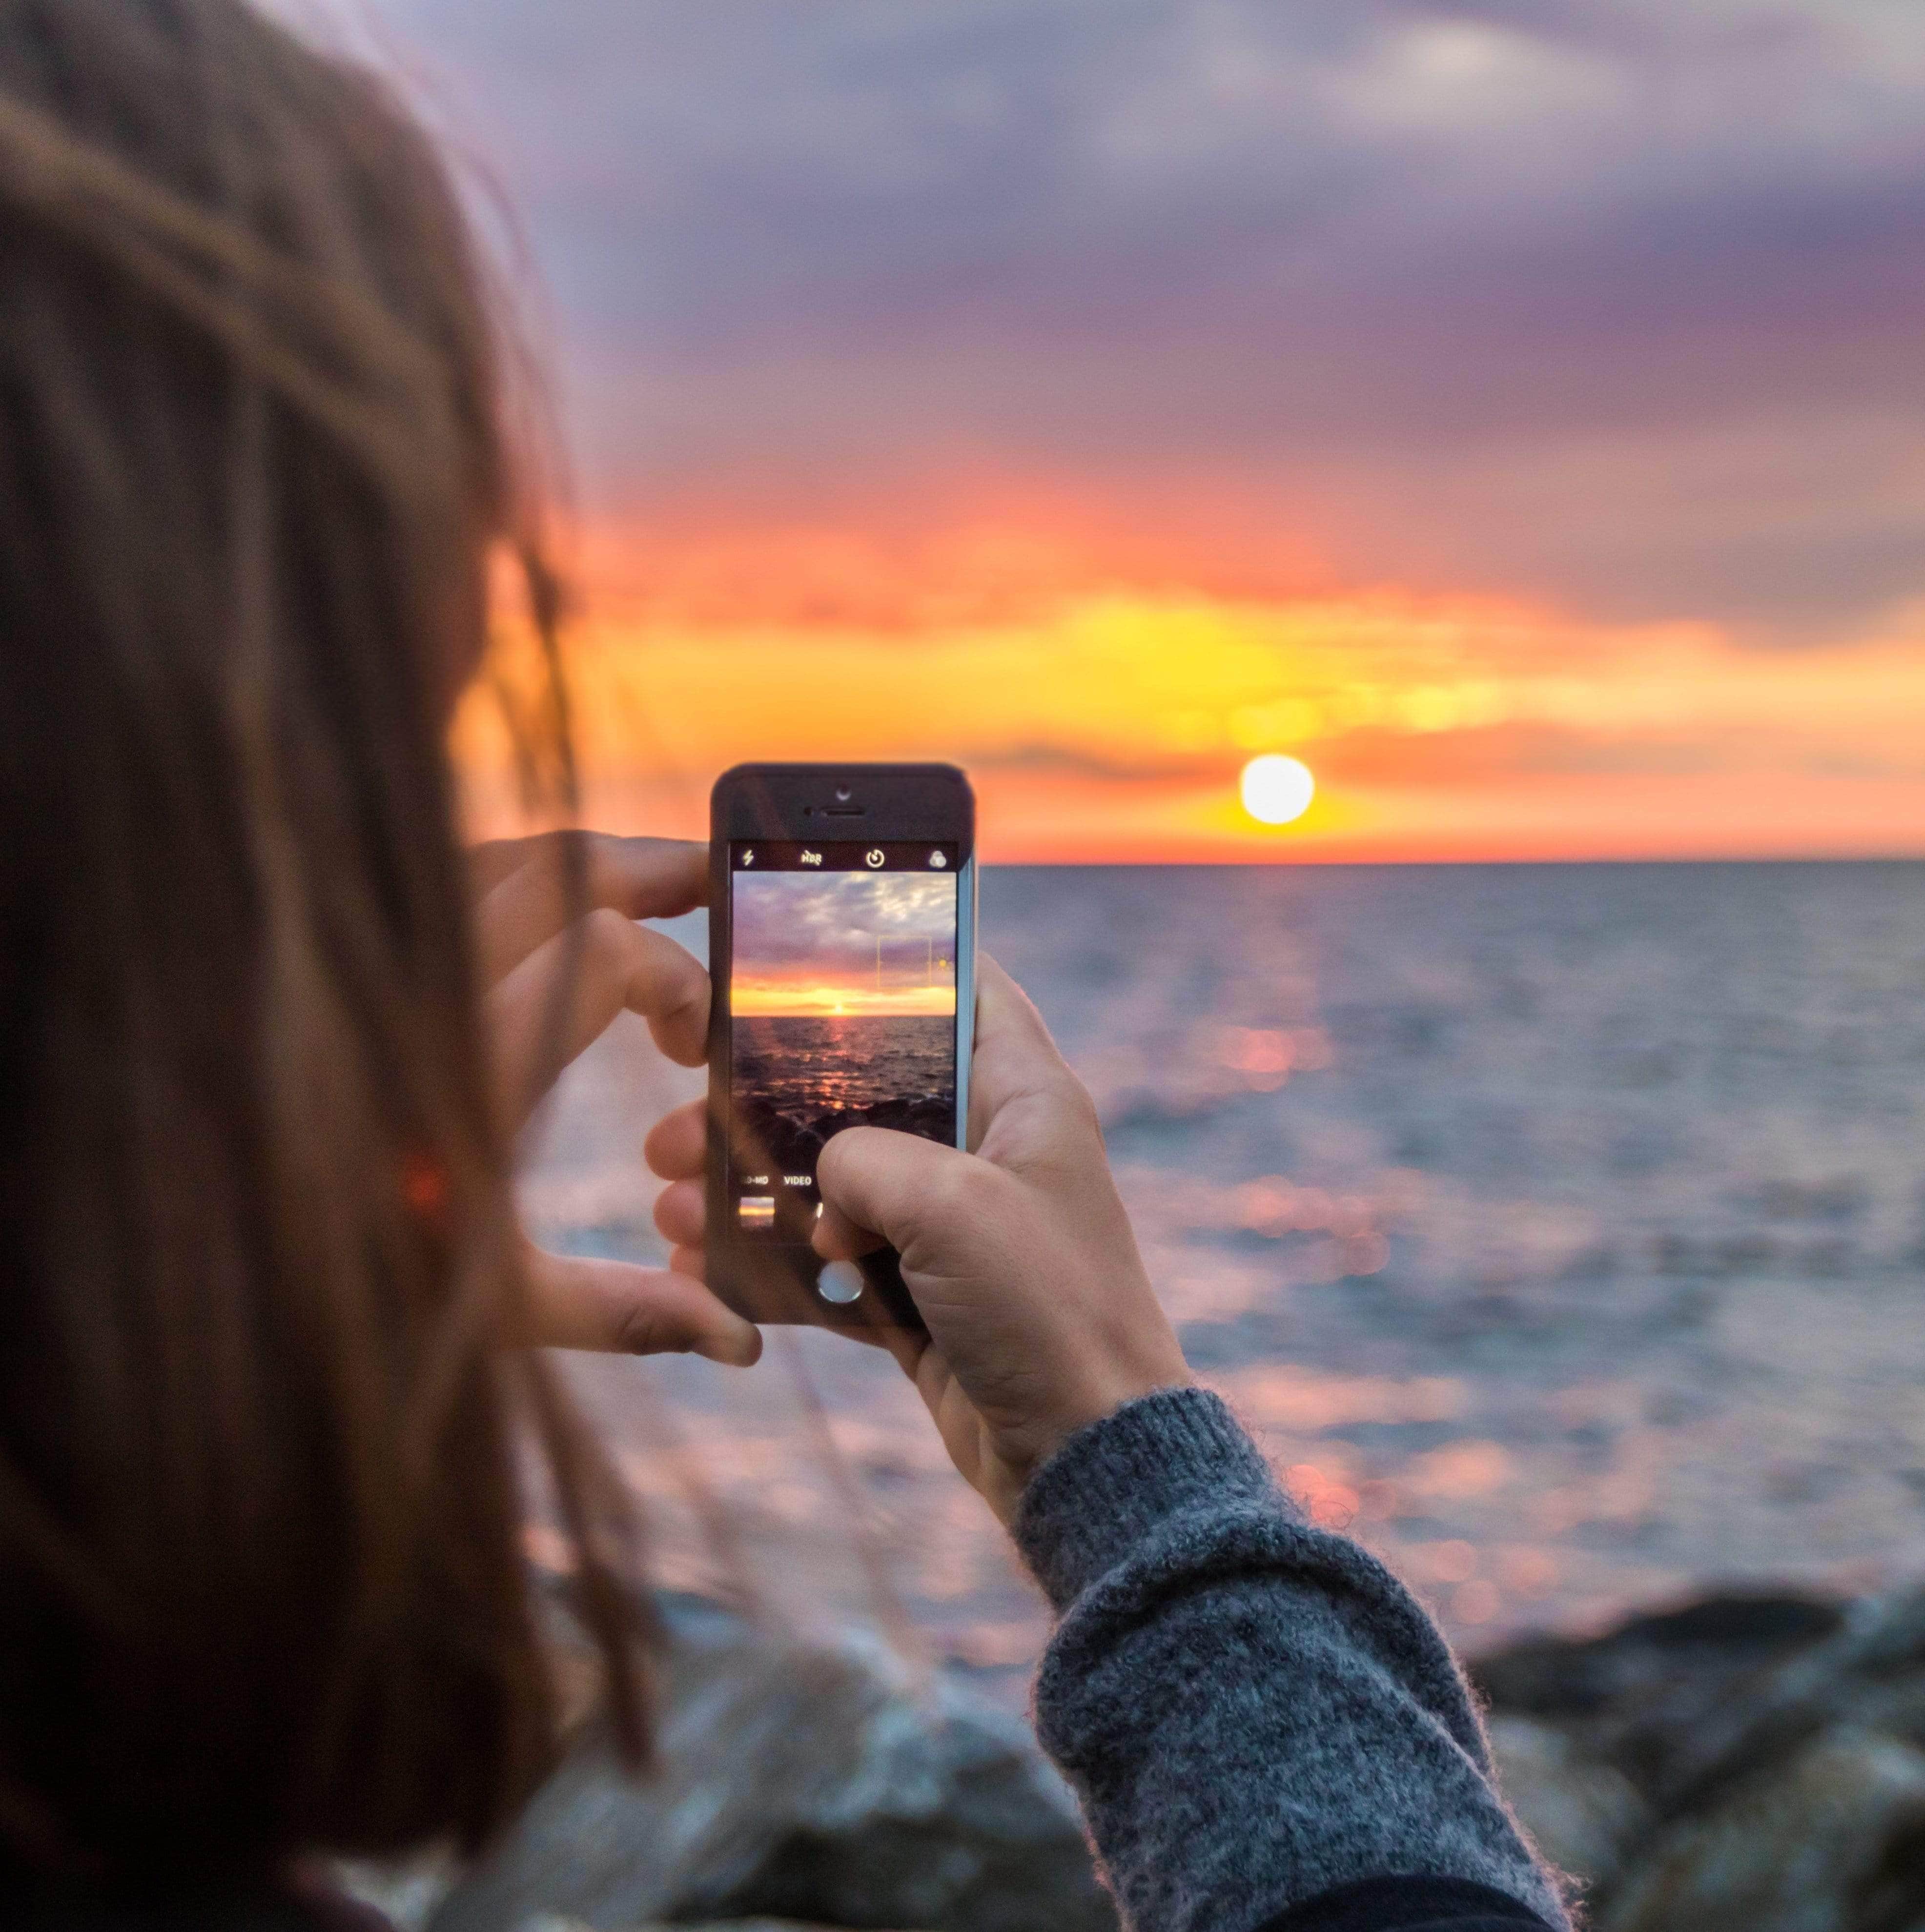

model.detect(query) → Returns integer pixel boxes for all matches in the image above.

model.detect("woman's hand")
[474,832,759,1367]
[649,956,1188,1521]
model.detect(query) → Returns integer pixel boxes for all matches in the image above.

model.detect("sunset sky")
[732,872,959,1016]
[317,0,1925,861]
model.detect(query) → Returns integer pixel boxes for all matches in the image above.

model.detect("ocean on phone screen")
[732,1014,956,1172]
[525,860,1925,1703]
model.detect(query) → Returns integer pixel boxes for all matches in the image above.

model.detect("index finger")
[474,834,707,986]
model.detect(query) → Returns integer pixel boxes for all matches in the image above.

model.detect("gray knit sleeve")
[1011,1387,1569,1932]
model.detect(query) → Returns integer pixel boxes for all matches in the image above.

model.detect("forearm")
[1013,1389,1569,1932]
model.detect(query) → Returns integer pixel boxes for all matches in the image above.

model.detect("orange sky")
[455,504,1925,864]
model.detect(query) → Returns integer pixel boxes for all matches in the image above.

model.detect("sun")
[1240,753,1315,826]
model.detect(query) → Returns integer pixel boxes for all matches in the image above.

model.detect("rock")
[337,1850,458,1932]
[1597,1729,1925,1932]
[426,1595,1114,1932]
[1627,1583,1925,1826]
[1473,1591,1847,1806]
[1474,1593,1845,1725]
[1486,1714,1646,1888]
[1476,1586,1925,1927]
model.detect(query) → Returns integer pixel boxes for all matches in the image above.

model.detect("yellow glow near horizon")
[1241,754,1316,826]
[454,514,1925,863]
[732,977,957,1017]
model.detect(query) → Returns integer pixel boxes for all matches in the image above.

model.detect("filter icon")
[929,850,948,869]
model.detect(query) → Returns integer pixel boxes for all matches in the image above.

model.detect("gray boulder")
[1629,1582,1925,1823]
[1597,1729,1925,1932]
[1586,1585,1925,1932]
[1486,1714,1646,1889]
[1475,1586,1925,1930]
[1473,1591,1847,1806]
[426,1595,1114,1932]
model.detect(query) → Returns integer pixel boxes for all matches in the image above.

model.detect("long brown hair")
[0,0,639,1893]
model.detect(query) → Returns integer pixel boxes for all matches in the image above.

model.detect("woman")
[0,3,1566,1929]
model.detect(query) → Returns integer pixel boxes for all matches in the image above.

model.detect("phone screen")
[725,840,960,1240]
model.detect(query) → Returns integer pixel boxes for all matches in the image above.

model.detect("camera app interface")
[728,842,959,1239]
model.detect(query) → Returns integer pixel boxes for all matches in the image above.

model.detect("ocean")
[733,1015,955,1125]
[524,860,1925,1699]
[730,1010,956,1174]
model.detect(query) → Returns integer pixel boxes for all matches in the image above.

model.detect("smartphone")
[705,763,977,1328]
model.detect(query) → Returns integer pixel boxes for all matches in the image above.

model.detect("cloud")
[733,870,957,977]
[323,0,1925,636]
[1311,720,1724,784]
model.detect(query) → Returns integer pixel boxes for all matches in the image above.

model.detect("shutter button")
[817,1261,864,1304]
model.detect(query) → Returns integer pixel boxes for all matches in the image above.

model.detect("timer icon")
[865,848,885,868]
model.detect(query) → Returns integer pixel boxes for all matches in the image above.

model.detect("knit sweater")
[1012,1386,1570,1932]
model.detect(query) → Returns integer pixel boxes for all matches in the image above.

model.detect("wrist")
[1054,1363,1196,1452]
[1010,1386,1278,1608]
[991,1365,1197,1525]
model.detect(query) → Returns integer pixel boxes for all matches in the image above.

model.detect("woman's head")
[0,0,625,1890]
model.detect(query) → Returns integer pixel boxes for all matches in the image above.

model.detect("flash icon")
[741,848,755,867]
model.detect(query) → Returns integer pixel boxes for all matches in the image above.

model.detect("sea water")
[525,861,1925,1697]
[732,1014,955,1126]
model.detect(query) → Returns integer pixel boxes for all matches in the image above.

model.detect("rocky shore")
[346,1581,1925,1932]
[1477,1585,1925,1931]
[344,1590,1112,1932]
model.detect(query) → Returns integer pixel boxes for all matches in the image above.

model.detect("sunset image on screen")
[728,867,961,1195]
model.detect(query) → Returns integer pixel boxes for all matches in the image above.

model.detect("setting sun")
[1240,754,1316,827]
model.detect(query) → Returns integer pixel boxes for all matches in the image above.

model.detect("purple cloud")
[733,871,957,982]
[306,0,1925,636]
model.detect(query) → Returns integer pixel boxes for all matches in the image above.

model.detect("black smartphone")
[705,763,977,1329]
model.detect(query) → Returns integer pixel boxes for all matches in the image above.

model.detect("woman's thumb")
[814,1124,981,1261]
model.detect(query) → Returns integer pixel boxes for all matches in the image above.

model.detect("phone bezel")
[705,763,977,1330]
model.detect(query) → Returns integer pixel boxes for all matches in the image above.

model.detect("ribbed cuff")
[1012,1385,1287,1610]
[1256,1874,1558,1932]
